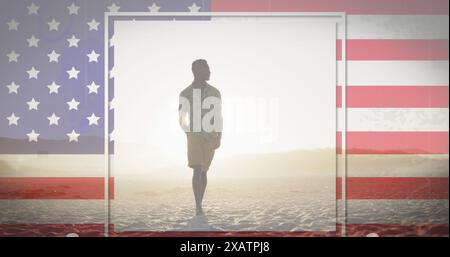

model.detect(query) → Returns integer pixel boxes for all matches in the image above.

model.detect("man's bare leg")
[199,169,207,208]
[192,168,207,215]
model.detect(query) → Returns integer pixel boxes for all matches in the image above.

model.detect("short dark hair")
[192,59,208,72]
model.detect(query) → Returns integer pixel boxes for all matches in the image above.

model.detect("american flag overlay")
[0,0,448,237]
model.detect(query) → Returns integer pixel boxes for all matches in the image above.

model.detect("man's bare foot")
[195,207,204,216]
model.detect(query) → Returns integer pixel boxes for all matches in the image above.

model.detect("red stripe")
[109,224,342,237]
[346,224,449,237]
[112,224,449,237]
[336,85,342,108]
[347,132,448,154]
[337,177,448,199]
[109,177,115,200]
[338,86,449,108]
[345,177,449,199]
[0,224,104,237]
[0,224,341,237]
[338,132,449,154]
[336,40,342,61]
[337,131,342,154]
[337,177,342,199]
[211,0,449,14]
[337,40,449,61]
[1,223,446,237]
[0,177,114,199]
[1,177,446,200]
[1,172,448,201]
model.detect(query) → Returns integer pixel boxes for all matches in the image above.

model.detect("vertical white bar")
[106,12,345,235]
[341,13,347,237]
[104,12,110,237]
[334,21,339,236]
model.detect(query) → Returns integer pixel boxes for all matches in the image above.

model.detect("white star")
[109,35,115,47]
[27,3,40,15]
[67,67,80,79]
[7,50,20,62]
[67,98,80,110]
[67,129,80,142]
[148,3,161,12]
[87,81,100,94]
[188,2,201,12]
[87,50,100,62]
[107,3,120,12]
[27,98,40,110]
[109,130,114,142]
[47,81,60,94]
[67,3,80,15]
[67,35,80,47]
[47,50,60,63]
[87,19,100,31]
[7,19,20,31]
[109,98,115,110]
[47,113,60,126]
[109,66,115,79]
[27,130,39,142]
[27,66,39,79]
[48,19,60,31]
[6,113,20,126]
[86,113,100,126]
[6,81,19,94]
[27,35,39,47]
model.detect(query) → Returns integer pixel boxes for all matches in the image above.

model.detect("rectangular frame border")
[104,12,347,237]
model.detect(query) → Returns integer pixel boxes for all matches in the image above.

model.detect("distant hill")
[1,137,447,179]
[211,148,336,178]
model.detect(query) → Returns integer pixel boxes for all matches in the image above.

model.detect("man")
[179,59,222,216]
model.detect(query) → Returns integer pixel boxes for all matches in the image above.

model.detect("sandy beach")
[111,176,336,232]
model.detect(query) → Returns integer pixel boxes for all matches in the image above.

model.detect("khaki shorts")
[186,133,216,171]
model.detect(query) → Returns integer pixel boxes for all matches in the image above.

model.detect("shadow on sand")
[177,215,223,231]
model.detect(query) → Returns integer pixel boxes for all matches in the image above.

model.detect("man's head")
[192,59,210,81]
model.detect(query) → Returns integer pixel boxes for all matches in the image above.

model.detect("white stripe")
[339,61,449,86]
[0,200,105,224]
[338,108,449,132]
[0,154,104,177]
[343,15,449,39]
[340,200,449,224]
[338,154,449,177]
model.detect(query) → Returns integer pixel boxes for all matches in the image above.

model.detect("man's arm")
[179,95,190,132]
[214,91,223,148]
[217,93,222,136]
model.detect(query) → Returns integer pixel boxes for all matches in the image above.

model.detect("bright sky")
[113,17,337,172]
